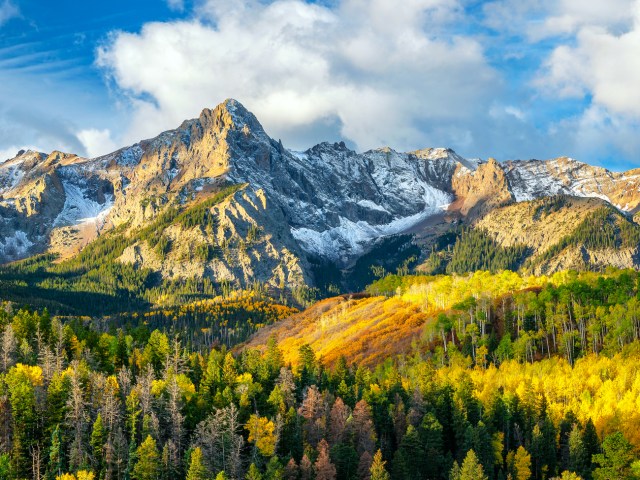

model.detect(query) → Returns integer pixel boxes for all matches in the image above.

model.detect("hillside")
[4,293,640,480]
[243,269,640,368]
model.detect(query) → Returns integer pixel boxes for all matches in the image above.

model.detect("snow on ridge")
[289,150,308,161]
[357,199,388,212]
[0,162,26,194]
[292,187,451,261]
[54,182,114,228]
[117,144,143,167]
[0,231,34,258]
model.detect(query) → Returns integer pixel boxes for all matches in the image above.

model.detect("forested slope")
[2,285,640,480]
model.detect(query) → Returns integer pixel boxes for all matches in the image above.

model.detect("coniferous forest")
[2,269,640,479]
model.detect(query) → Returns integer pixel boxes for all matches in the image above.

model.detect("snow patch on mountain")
[357,200,388,212]
[505,159,619,206]
[54,182,114,227]
[292,189,451,262]
[0,231,33,258]
[117,144,143,167]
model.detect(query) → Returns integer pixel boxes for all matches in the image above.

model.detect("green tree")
[186,448,210,480]
[246,463,263,480]
[451,450,488,480]
[265,456,284,480]
[47,425,65,480]
[0,454,10,480]
[90,413,105,476]
[397,425,426,480]
[143,330,170,373]
[592,432,637,480]
[132,435,160,480]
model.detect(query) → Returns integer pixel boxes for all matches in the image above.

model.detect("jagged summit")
[3,99,640,286]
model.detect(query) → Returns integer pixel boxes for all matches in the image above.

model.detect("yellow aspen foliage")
[56,472,94,480]
[245,414,277,457]
[12,363,43,386]
[513,446,532,480]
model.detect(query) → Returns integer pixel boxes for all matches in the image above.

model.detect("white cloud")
[96,0,498,152]
[529,1,640,163]
[0,0,19,26]
[482,0,636,40]
[537,23,640,116]
[76,128,117,158]
[554,106,640,166]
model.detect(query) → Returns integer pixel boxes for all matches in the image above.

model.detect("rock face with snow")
[2,99,640,285]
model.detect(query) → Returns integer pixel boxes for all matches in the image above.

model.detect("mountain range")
[2,99,640,300]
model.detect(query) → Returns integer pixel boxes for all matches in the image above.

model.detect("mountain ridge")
[2,98,640,302]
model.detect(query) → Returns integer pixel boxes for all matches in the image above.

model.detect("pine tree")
[592,432,636,480]
[451,450,488,480]
[186,448,210,480]
[330,443,358,480]
[246,463,263,480]
[567,425,589,479]
[90,414,105,477]
[132,436,160,480]
[46,425,64,480]
[397,425,425,480]
[300,455,313,480]
[352,400,377,457]
[357,452,373,480]
[284,458,299,480]
[266,456,284,480]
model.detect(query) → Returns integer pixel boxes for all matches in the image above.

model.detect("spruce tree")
[132,436,160,480]
[186,447,210,480]
[451,450,488,480]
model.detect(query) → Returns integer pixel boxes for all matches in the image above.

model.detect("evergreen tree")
[90,414,106,477]
[567,425,589,479]
[451,450,488,480]
[132,436,160,480]
[246,463,263,480]
[315,440,337,480]
[266,456,284,480]
[420,413,445,479]
[186,448,210,480]
[47,425,64,480]
[592,432,636,480]
[330,443,358,480]
[397,425,426,480]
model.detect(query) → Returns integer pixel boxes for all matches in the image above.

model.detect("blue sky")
[1,0,639,170]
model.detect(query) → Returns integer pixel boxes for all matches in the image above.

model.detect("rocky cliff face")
[2,99,640,285]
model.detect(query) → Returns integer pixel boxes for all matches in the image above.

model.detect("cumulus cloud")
[536,21,640,116]
[528,0,640,164]
[76,128,117,158]
[96,0,498,152]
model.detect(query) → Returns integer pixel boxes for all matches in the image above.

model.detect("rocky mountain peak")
[198,99,267,140]
[5,100,640,283]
